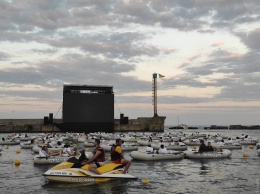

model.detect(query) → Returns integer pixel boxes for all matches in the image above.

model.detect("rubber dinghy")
[102,144,138,152]
[0,140,20,145]
[130,151,184,161]
[213,143,242,150]
[34,155,72,164]
[20,142,34,149]
[151,144,187,151]
[43,162,137,183]
[184,149,232,159]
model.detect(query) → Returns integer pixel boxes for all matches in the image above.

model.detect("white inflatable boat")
[0,140,20,145]
[184,149,232,159]
[84,142,95,147]
[236,139,259,145]
[102,144,138,152]
[32,145,63,153]
[130,151,184,161]
[20,142,34,149]
[214,143,242,149]
[34,155,71,164]
[151,144,187,151]
[121,137,138,142]
[137,140,151,146]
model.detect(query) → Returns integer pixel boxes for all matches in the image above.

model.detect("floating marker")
[243,153,248,157]
[14,159,21,166]
[141,178,149,184]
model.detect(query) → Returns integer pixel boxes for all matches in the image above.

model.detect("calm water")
[0,130,260,194]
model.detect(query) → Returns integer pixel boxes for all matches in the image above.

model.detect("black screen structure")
[63,92,114,123]
[60,85,114,132]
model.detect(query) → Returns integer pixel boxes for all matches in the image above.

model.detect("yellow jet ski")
[43,161,137,183]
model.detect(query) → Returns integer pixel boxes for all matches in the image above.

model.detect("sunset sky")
[0,0,259,125]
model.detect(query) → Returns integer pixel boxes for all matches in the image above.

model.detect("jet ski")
[43,151,137,183]
[44,162,137,183]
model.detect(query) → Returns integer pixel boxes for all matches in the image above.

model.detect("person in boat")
[157,144,168,154]
[59,144,71,156]
[146,144,154,153]
[110,138,131,174]
[217,140,225,145]
[148,135,153,142]
[69,146,80,157]
[121,140,126,147]
[39,145,49,157]
[198,140,208,153]
[226,138,233,144]
[56,141,62,147]
[39,145,59,157]
[169,139,175,145]
[206,142,214,152]
[81,139,105,175]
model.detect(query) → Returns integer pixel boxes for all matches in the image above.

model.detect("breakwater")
[0,116,166,133]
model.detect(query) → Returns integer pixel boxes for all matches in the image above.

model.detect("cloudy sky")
[0,0,260,126]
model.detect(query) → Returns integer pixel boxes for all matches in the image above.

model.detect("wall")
[0,116,166,133]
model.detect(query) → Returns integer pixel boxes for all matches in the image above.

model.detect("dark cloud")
[0,54,151,94]
[41,32,161,58]
[0,0,258,34]
[0,52,11,60]
[238,28,260,52]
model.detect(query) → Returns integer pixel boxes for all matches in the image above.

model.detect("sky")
[0,0,260,126]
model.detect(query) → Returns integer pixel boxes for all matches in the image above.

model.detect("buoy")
[193,146,197,150]
[141,178,149,184]
[14,159,21,166]
[249,145,254,149]
[16,150,21,154]
[243,153,248,157]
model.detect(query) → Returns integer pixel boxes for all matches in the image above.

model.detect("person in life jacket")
[81,139,105,174]
[110,138,131,174]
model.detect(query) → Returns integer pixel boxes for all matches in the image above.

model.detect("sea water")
[0,129,259,194]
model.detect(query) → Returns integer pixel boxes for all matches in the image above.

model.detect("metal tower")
[152,73,158,116]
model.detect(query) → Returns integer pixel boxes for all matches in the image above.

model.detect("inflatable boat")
[0,140,20,145]
[184,149,232,159]
[20,142,34,149]
[130,151,184,161]
[34,155,71,164]
[236,139,259,145]
[214,143,242,150]
[151,144,187,151]
[32,145,63,153]
[102,144,138,152]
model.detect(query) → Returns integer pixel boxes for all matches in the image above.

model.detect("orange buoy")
[243,153,248,157]
[14,159,21,166]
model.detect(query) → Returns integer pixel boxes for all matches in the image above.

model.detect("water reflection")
[43,179,130,194]
[199,160,210,175]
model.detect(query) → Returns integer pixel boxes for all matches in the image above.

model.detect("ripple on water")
[1,131,260,194]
